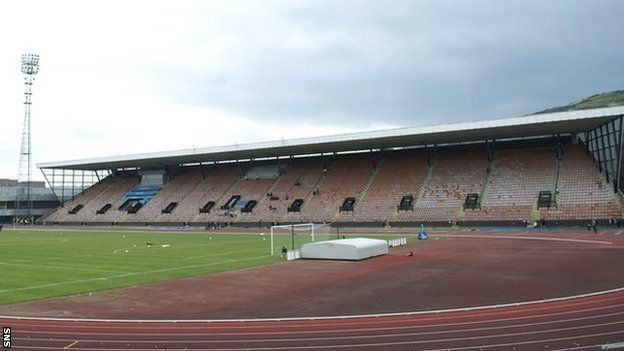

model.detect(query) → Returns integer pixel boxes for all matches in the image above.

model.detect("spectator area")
[45,143,622,226]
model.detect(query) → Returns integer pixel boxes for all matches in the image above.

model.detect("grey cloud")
[143,0,624,126]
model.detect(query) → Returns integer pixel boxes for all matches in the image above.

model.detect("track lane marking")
[554,346,610,351]
[10,330,624,350]
[3,285,624,322]
[63,340,78,349]
[13,309,624,337]
[3,293,624,332]
[13,319,624,344]
[420,332,624,351]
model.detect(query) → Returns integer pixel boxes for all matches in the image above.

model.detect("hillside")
[534,90,624,114]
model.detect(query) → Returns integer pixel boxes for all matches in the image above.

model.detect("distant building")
[0,179,60,223]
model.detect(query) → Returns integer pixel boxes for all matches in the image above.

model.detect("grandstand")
[39,107,624,227]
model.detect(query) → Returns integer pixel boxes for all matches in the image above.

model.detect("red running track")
[2,289,624,351]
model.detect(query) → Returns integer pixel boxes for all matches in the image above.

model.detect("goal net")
[269,222,334,255]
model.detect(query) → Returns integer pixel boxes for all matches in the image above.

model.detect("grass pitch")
[0,228,346,306]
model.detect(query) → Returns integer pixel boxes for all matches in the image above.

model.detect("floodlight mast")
[14,54,39,225]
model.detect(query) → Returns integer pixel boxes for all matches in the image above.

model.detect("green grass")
[0,228,404,306]
[533,90,624,114]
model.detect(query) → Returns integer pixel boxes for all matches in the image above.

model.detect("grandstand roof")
[38,106,624,170]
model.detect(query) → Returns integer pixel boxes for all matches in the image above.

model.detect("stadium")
[2,105,624,350]
[38,106,624,228]
[2,2,624,349]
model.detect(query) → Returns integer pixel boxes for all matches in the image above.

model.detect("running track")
[2,289,623,350]
[2,230,624,350]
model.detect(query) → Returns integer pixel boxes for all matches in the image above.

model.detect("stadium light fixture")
[21,54,40,75]
[14,53,40,225]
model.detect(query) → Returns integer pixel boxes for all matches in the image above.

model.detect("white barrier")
[387,237,407,247]
[286,249,301,261]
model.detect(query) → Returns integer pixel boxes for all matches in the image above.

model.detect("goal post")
[269,222,333,255]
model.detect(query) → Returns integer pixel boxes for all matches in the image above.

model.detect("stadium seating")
[44,175,114,222]
[397,150,488,222]
[539,144,620,221]
[118,169,203,223]
[44,143,622,226]
[288,154,374,222]
[463,147,557,222]
[65,175,139,222]
[241,158,325,223]
[222,176,276,220]
[340,153,428,222]
[170,165,242,223]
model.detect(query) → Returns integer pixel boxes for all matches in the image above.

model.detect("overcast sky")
[0,0,623,180]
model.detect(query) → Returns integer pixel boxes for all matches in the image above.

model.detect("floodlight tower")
[14,54,40,225]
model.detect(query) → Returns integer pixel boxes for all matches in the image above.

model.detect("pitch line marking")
[0,255,271,294]
[7,238,255,266]
[110,240,255,256]
[0,261,128,274]
[182,247,264,260]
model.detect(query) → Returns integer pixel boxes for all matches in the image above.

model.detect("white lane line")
[422,331,624,351]
[11,330,624,351]
[0,255,271,294]
[6,292,624,332]
[556,346,610,351]
[15,310,624,338]
[14,319,624,344]
[63,340,78,349]
[536,345,603,351]
[7,302,622,335]
[3,285,623,323]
